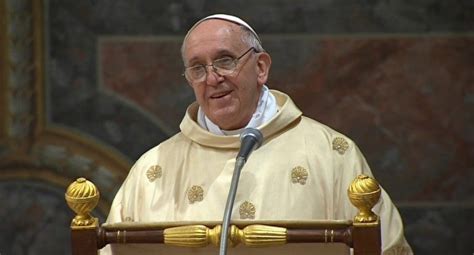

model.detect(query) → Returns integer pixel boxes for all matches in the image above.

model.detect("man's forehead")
[186,19,238,42]
[184,23,241,64]
[184,20,243,52]
[191,19,238,33]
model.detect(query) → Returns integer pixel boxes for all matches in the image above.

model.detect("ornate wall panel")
[0,0,128,253]
[0,0,473,254]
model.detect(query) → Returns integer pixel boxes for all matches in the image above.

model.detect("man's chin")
[208,113,241,130]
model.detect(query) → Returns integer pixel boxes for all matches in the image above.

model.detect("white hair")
[239,25,264,53]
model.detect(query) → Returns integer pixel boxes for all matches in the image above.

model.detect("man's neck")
[197,85,278,136]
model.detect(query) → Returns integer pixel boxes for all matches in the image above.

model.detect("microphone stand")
[218,128,263,255]
[219,156,246,255]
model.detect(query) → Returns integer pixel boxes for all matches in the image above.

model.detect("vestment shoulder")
[130,132,188,171]
[299,116,356,154]
[136,132,187,158]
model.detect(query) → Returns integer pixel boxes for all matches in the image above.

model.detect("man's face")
[182,20,270,130]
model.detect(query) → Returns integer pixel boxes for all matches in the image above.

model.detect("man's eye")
[190,65,203,71]
[214,58,234,68]
[190,66,205,73]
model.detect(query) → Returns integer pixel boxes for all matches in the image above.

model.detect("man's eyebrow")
[186,57,201,67]
[215,49,235,57]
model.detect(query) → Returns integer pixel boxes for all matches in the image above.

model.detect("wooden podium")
[65,175,382,255]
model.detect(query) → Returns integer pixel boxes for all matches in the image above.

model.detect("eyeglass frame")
[182,47,257,83]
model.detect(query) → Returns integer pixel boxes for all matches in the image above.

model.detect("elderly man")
[103,14,412,254]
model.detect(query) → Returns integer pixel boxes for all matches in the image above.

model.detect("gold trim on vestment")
[332,137,349,155]
[291,166,308,185]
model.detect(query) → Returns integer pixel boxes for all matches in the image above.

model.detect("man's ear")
[256,52,272,85]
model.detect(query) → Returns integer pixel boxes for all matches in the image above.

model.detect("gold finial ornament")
[348,174,381,223]
[65,177,100,228]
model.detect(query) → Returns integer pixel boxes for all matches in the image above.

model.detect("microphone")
[237,128,264,161]
[219,128,263,255]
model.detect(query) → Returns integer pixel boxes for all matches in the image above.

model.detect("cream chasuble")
[101,90,412,255]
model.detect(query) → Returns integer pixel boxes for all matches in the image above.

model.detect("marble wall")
[0,0,473,254]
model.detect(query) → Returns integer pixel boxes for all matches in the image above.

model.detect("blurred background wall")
[0,0,472,254]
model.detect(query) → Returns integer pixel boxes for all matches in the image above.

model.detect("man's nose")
[204,65,223,86]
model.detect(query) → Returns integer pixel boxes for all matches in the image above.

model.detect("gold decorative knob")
[65,177,100,227]
[230,224,287,247]
[164,225,221,247]
[348,174,381,223]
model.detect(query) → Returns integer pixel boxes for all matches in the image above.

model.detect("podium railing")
[65,175,382,255]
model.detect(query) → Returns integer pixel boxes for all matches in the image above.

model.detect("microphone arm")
[218,156,246,255]
[219,128,263,255]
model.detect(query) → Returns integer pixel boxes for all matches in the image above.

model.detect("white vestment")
[101,90,412,255]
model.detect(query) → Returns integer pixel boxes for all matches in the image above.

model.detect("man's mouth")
[210,91,232,99]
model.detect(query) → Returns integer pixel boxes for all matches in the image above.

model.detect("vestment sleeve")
[105,156,147,224]
[98,161,143,255]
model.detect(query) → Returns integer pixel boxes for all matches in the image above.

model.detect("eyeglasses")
[183,47,256,82]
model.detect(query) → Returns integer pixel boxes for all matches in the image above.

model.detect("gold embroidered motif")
[124,217,133,222]
[291,166,308,185]
[239,201,256,219]
[146,165,162,182]
[187,185,204,203]
[332,137,349,155]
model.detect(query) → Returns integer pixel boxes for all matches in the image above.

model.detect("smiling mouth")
[210,91,232,99]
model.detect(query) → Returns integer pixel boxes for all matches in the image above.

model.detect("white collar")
[197,85,278,136]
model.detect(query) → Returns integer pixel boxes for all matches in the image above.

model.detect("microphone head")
[240,128,263,149]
